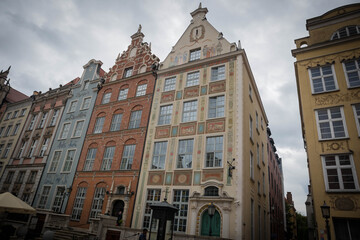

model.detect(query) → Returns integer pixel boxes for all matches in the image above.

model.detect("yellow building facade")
[132,4,270,240]
[292,4,360,239]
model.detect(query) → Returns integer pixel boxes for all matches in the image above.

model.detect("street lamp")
[208,202,215,236]
[320,201,331,240]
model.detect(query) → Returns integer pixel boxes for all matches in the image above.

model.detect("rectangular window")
[151,141,167,169]
[0,127,4,136]
[173,190,189,232]
[123,67,133,78]
[322,154,359,191]
[12,123,20,135]
[129,110,142,129]
[208,95,225,118]
[102,92,111,104]
[343,58,360,88]
[205,136,223,168]
[39,138,49,157]
[182,100,197,122]
[158,105,173,125]
[309,65,337,93]
[3,143,12,158]
[60,123,71,139]
[5,112,11,120]
[20,109,26,117]
[263,172,266,194]
[120,144,135,170]
[83,148,97,171]
[164,77,176,91]
[81,97,91,110]
[250,151,254,179]
[71,187,87,221]
[38,112,48,128]
[28,115,37,130]
[118,88,128,101]
[52,186,65,212]
[189,48,201,61]
[22,193,30,204]
[38,186,51,209]
[68,101,77,113]
[89,187,106,219]
[333,218,360,240]
[261,143,264,164]
[16,171,26,183]
[12,111,19,118]
[17,141,26,158]
[211,65,225,81]
[316,107,347,140]
[353,104,360,136]
[256,112,259,130]
[110,113,123,131]
[101,146,115,170]
[5,171,14,183]
[136,84,147,97]
[72,120,84,137]
[250,116,253,140]
[62,149,75,172]
[186,71,200,87]
[249,84,252,100]
[257,143,260,166]
[93,117,105,133]
[4,125,12,137]
[177,139,193,168]
[27,171,37,183]
[143,189,161,229]
[49,110,59,126]
[49,151,62,172]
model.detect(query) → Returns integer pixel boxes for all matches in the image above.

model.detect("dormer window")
[123,67,133,78]
[331,25,360,40]
[204,186,219,196]
[189,48,201,61]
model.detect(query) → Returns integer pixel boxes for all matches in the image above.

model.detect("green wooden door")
[200,210,220,237]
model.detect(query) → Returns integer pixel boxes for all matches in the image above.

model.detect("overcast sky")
[1,0,358,214]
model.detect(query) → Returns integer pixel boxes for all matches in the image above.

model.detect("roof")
[6,87,28,103]
[64,77,80,86]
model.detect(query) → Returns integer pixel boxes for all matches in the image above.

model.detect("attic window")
[331,25,360,40]
[123,67,133,78]
[189,48,201,62]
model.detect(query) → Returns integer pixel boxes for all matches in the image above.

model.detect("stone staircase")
[53,228,97,240]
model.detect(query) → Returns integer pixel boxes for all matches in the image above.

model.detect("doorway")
[200,209,221,237]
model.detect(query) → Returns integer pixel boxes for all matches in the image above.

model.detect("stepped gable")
[106,25,160,83]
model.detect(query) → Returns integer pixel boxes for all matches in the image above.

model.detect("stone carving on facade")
[315,90,360,105]
[334,197,356,211]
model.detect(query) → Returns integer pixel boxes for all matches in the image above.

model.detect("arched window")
[331,25,360,40]
[204,186,219,196]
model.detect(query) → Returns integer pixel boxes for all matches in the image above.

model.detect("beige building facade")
[133,5,270,240]
[292,4,360,239]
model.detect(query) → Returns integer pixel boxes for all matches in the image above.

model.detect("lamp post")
[208,202,215,237]
[320,201,331,240]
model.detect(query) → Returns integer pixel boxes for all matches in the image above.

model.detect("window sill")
[325,189,360,193]
[311,89,339,95]
[318,137,349,142]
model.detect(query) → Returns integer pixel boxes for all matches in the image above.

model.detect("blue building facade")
[33,59,103,213]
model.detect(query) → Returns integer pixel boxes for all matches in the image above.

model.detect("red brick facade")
[66,28,159,228]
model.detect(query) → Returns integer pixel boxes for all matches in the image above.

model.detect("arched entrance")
[200,210,221,237]
[111,200,124,217]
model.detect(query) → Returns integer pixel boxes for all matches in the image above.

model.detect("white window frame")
[27,140,37,157]
[28,115,37,130]
[20,109,26,117]
[89,187,106,219]
[189,48,201,61]
[208,95,225,119]
[205,136,223,168]
[315,107,348,140]
[250,115,253,140]
[110,113,123,131]
[164,77,176,91]
[308,65,338,94]
[59,122,71,139]
[81,97,92,110]
[100,146,115,171]
[123,67,133,78]
[250,151,254,180]
[353,104,360,136]
[173,189,189,232]
[5,112,11,120]
[17,141,27,158]
[39,138,49,157]
[102,92,111,104]
[343,58,360,88]
[72,120,85,138]
[68,100,78,113]
[93,117,105,134]
[52,186,65,212]
[48,150,62,173]
[151,141,167,170]
[12,110,19,118]
[120,144,135,170]
[321,154,359,192]
[118,88,128,101]
[128,110,142,129]
[143,189,161,229]
[61,149,76,172]
[158,105,173,125]
[49,109,59,126]
[38,112,48,128]
[186,71,200,87]
[71,187,87,221]
[38,185,51,209]
[4,125,12,137]
[12,123,20,135]
[182,100,197,122]
[256,143,260,166]
[136,84,147,97]
[211,65,225,82]
[177,139,193,169]
[83,148,97,171]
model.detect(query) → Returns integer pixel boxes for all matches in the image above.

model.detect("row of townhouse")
[0,4,286,240]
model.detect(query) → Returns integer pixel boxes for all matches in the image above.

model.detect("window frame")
[38,185,51,209]
[343,58,360,88]
[110,113,123,132]
[189,48,201,62]
[308,65,338,94]
[120,144,136,170]
[38,112,48,128]
[59,122,71,139]
[68,100,78,113]
[182,100,198,122]
[52,186,65,212]
[48,150,62,173]
[123,67,133,78]
[71,187,87,221]
[102,92,111,104]
[12,123,20,135]
[100,146,115,171]
[128,110,142,129]
[39,138,49,157]
[93,116,105,134]
[143,189,161,229]
[186,71,200,87]
[205,135,223,168]
[177,139,194,169]
[72,120,85,138]
[173,189,189,232]
[89,187,106,219]
[211,65,225,82]
[353,104,360,136]
[136,84,147,97]
[315,107,348,140]
[118,88,129,101]
[81,97,92,110]
[158,104,173,125]
[83,148,97,171]
[151,141,168,170]
[49,109,59,126]
[164,77,176,92]
[208,95,225,119]
[61,149,76,173]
